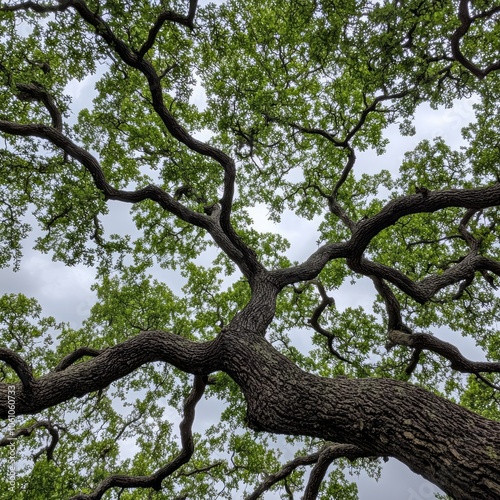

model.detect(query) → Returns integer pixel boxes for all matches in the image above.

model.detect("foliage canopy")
[1,0,500,498]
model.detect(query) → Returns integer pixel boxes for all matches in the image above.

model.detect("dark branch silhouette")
[69,375,206,499]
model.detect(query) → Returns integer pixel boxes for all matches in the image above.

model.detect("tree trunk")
[2,324,499,498]
[220,330,500,499]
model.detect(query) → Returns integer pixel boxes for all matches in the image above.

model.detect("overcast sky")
[0,25,484,499]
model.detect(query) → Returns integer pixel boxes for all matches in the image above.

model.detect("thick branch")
[0,331,220,418]
[350,187,500,256]
[348,253,500,305]
[1,0,262,278]
[273,184,500,288]
[370,276,422,373]
[220,332,500,499]
[345,209,500,305]
[0,120,209,225]
[65,0,259,275]
[0,119,260,276]
[388,329,500,375]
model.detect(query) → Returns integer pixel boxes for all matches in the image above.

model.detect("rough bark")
[218,329,500,500]
[2,323,499,499]
[1,1,500,498]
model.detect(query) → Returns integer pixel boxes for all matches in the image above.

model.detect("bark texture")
[2,324,500,499]
[236,344,500,499]
[1,1,500,498]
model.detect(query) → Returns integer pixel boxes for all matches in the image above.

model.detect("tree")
[0,0,499,498]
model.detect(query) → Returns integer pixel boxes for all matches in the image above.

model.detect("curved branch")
[246,443,370,500]
[54,347,102,371]
[0,0,71,13]
[303,281,350,363]
[245,451,319,500]
[324,146,357,232]
[371,276,407,333]
[273,184,500,288]
[225,333,500,499]
[1,0,262,277]
[70,375,206,499]
[370,276,421,374]
[0,119,209,226]
[404,348,423,376]
[15,82,62,131]
[480,269,498,290]
[348,252,500,305]
[270,241,350,288]
[0,419,65,460]
[276,89,413,149]
[0,330,220,418]
[137,0,198,57]
[0,118,259,276]
[451,0,500,79]
[65,0,259,275]
[451,274,474,300]
[458,208,481,250]
[328,197,357,232]
[388,329,500,375]
[0,348,34,391]
[350,187,500,257]
[303,443,373,500]
[331,145,356,200]
[344,89,412,144]
[475,373,500,392]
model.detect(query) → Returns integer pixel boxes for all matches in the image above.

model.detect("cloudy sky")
[0,13,484,498]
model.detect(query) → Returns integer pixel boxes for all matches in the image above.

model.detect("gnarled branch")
[0,0,72,13]
[298,280,350,363]
[303,443,373,500]
[0,330,220,418]
[0,419,65,460]
[246,442,373,500]
[70,374,206,499]
[388,329,500,376]
[273,184,500,287]
[54,347,102,371]
[451,0,500,78]
[137,0,198,56]
[0,348,34,391]
[15,82,62,131]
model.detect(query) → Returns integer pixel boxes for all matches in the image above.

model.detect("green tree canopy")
[0,0,500,498]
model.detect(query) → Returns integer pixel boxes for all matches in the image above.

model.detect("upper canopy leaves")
[1,0,500,498]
